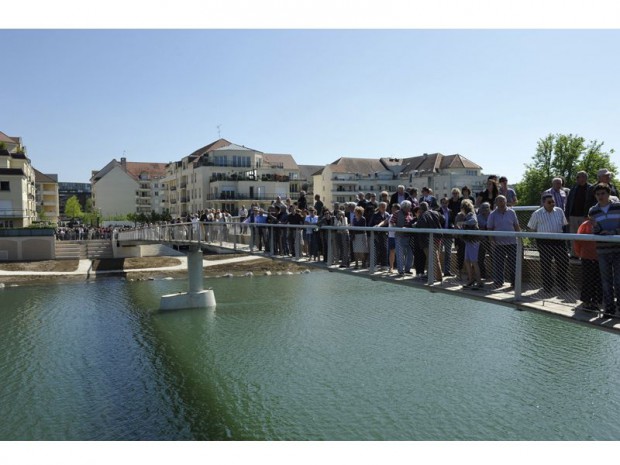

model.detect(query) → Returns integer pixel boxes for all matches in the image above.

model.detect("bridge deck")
[120,235,620,334]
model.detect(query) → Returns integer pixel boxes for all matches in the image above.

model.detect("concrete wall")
[0,236,55,261]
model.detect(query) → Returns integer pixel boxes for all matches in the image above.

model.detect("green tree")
[577,140,617,185]
[516,134,616,206]
[64,195,83,220]
[127,212,138,226]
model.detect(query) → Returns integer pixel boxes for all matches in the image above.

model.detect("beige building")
[91,157,167,218]
[164,139,302,216]
[399,153,486,199]
[0,131,37,228]
[34,169,60,225]
[313,157,400,206]
[314,153,487,207]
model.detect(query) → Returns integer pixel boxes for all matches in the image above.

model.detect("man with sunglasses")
[589,183,620,316]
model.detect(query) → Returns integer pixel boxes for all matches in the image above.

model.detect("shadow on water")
[127,279,237,440]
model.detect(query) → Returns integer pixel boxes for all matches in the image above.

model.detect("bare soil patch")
[90,257,183,271]
[0,260,79,272]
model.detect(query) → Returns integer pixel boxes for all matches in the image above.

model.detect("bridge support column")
[160,246,216,310]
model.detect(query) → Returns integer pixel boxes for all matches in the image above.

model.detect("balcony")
[0,209,28,218]
[180,183,187,189]
[331,177,359,183]
[170,186,177,191]
[333,185,358,193]
[180,197,189,203]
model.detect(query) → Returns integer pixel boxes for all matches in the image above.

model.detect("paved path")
[0,255,264,277]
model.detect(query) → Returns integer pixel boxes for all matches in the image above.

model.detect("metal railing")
[117,219,620,312]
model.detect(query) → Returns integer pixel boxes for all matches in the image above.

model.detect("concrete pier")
[160,246,216,310]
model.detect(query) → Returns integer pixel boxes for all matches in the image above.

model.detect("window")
[0,182,9,191]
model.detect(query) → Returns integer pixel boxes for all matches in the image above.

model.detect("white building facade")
[91,157,167,218]
[163,139,302,216]
[0,131,37,228]
[314,153,488,207]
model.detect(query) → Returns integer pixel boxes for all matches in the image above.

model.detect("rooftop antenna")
[217,124,221,138]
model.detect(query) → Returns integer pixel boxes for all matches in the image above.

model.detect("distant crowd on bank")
[55,226,116,241]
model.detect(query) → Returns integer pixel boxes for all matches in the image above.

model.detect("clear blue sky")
[1,29,619,183]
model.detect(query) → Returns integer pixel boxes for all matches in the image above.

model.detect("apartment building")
[91,157,167,218]
[313,157,401,206]
[0,131,37,228]
[163,139,302,216]
[34,169,60,225]
[399,152,487,199]
[314,153,487,207]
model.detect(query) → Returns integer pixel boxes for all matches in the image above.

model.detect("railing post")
[515,236,523,301]
[327,229,333,266]
[369,230,376,273]
[427,232,435,286]
[269,224,274,257]
[295,228,302,260]
[249,224,255,252]
[233,222,238,251]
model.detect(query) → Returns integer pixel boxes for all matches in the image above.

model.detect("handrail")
[117,220,620,244]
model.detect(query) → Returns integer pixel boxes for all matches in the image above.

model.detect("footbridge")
[116,220,620,333]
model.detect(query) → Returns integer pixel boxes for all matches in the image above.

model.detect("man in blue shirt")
[589,183,620,316]
[487,195,521,288]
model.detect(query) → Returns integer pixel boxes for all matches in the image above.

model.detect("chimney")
[121,157,127,167]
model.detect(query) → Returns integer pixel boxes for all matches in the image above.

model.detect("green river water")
[1,271,619,440]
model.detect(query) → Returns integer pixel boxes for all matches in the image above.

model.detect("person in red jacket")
[575,217,602,311]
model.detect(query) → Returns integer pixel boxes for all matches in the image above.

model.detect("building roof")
[34,168,58,184]
[298,164,324,180]
[91,159,167,183]
[0,131,20,144]
[124,161,168,181]
[187,138,233,158]
[326,157,390,175]
[400,153,482,174]
[263,153,299,171]
[212,143,258,153]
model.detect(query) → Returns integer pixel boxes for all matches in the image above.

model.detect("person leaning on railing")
[589,182,620,316]
[486,195,521,289]
[575,215,602,311]
[459,199,483,289]
[415,201,443,283]
[334,208,350,268]
[476,202,492,281]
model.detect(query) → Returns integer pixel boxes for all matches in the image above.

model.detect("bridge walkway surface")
[117,222,620,335]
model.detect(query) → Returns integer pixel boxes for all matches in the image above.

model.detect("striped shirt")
[588,201,620,253]
[527,207,568,233]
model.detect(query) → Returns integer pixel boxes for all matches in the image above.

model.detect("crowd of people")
[55,225,116,241]
[527,168,620,316]
[242,169,620,316]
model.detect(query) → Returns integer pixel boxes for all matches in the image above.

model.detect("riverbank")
[0,254,312,286]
